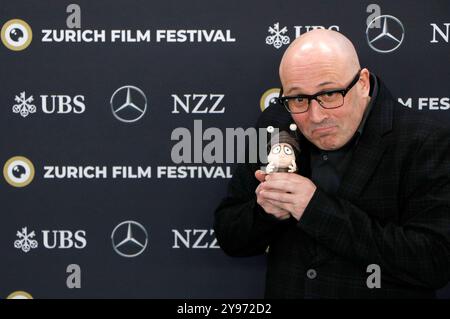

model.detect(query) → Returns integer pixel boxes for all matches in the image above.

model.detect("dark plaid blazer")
[214,75,450,298]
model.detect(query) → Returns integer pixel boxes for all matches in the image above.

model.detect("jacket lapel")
[337,129,385,199]
[338,75,394,199]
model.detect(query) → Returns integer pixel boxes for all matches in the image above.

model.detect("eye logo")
[6,291,33,299]
[1,19,33,51]
[260,88,281,112]
[3,156,35,187]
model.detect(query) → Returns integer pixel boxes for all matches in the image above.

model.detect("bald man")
[215,30,450,298]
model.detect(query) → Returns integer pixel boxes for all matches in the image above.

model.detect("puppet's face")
[267,143,295,168]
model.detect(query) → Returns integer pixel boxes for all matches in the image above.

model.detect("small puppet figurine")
[266,124,300,174]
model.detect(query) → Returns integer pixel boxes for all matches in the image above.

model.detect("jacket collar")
[337,74,394,199]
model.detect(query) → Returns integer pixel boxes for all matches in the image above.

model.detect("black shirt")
[310,73,378,195]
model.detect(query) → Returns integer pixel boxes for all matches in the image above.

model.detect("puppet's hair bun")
[289,123,297,131]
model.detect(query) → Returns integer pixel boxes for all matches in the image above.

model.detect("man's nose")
[308,99,328,123]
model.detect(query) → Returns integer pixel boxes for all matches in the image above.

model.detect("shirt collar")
[356,72,378,136]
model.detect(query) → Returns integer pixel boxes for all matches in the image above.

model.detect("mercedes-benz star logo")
[111,221,148,258]
[110,85,147,123]
[366,15,405,53]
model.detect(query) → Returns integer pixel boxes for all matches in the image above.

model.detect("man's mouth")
[312,125,337,135]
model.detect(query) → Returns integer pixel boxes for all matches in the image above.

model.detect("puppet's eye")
[284,146,293,155]
[272,145,281,154]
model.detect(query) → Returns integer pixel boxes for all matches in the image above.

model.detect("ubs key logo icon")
[1,19,33,51]
[3,156,35,187]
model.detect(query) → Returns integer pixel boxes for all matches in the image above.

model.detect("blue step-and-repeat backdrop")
[1,0,449,298]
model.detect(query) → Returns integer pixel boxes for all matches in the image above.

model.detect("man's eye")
[320,92,340,102]
[272,145,281,154]
[323,92,339,99]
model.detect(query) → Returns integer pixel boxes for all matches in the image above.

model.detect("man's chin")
[314,138,342,151]
[304,132,343,150]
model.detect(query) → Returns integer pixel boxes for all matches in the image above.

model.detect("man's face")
[282,66,369,150]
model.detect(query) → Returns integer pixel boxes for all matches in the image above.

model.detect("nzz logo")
[14,227,87,253]
[13,91,86,118]
[171,94,225,114]
[172,229,219,249]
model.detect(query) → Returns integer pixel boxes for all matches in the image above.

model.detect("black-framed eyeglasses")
[277,69,362,114]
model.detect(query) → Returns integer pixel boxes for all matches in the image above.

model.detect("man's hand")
[255,170,291,220]
[255,170,317,221]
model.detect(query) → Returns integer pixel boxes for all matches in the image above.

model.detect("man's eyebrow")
[285,87,300,95]
[317,81,337,87]
[285,81,338,95]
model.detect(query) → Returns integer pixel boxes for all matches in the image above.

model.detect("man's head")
[279,29,371,150]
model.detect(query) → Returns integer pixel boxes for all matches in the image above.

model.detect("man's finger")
[261,179,297,193]
[266,172,305,182]
[255,182,265,195]
[260,190,293,204]
[258,198,282,213]
[255,170,267,183]
[266,198,291,215]
[260,200,291,218]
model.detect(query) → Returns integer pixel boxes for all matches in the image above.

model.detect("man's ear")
[359,68,371,98]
